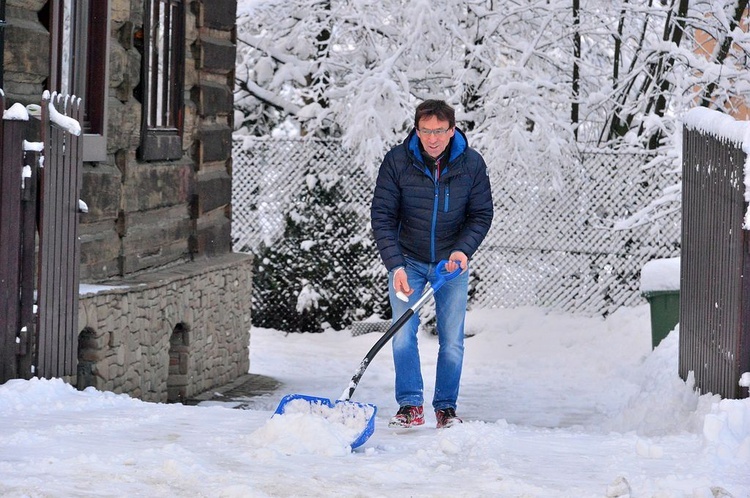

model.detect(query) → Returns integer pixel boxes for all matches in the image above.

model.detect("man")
[371,99,494,429]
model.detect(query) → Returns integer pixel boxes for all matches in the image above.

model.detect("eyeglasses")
[418,128,452,136]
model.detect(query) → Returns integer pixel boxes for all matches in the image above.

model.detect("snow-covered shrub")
[252,169,387,332]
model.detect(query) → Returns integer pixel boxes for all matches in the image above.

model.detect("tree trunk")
[571,0,580,139]
[699,0,750,108]
[644,0,689,149]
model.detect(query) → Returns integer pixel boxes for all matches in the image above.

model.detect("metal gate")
[680,111,750,399]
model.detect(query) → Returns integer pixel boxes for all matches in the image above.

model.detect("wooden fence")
[0,91,83,383]
[681,111,750,399]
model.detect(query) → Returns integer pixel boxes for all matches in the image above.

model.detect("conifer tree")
[252,169,385,332]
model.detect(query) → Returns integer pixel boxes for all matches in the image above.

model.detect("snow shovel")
[273,259,462,449]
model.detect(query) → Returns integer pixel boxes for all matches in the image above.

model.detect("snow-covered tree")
[235,0,750,191]
[252,169,386,332]
[235,0,582,184]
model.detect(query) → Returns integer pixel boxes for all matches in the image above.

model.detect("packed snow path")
[0,306,748,497]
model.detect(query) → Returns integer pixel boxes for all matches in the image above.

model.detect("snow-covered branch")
[235,0,750,212]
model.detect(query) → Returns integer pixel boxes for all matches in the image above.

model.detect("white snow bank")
[602,326,717,437]
[601,324,750,462]
[703,396,750,461]
[0,377,140,414]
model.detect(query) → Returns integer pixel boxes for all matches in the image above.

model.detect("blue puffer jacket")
[371,127,494,271]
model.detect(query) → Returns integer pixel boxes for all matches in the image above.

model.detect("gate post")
[0,100,30,382]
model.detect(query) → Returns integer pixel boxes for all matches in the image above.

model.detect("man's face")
[416,116,454,159]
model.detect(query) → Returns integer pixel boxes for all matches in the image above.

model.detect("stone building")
[1,0,252,402]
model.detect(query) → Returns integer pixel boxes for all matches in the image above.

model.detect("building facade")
[2,0,251,402]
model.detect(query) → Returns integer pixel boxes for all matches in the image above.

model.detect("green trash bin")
[642,290,680,349]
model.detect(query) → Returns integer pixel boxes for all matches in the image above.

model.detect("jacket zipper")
[431,182,439,261]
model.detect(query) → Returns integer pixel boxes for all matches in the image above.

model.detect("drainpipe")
[0,0,6,88]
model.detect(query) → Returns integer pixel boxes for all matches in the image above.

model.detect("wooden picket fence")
[0,92,83,383]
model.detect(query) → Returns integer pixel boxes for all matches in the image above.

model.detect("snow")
[23,140,44,152]
[264,396,376,455]
[2,96,80,135]
[45,91,82,136]
[683,107,750,148]
[1,305,748,497]
[640,257,680,293]
[79,283,132,295]
[3,103,29,121]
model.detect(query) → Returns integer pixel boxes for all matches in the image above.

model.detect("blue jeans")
[388,257,469,411]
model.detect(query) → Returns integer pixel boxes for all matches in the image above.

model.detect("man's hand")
[393,267,413,300]
[448,251,468,273]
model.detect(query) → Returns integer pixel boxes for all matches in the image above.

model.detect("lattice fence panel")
[233,137,680,317]
[233,137,376,251]
[473,151,681,315]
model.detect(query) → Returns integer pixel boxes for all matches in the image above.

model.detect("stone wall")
[78,0,237,280]
[77,253,252,403]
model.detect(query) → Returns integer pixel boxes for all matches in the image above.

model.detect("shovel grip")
[432,259,463,293]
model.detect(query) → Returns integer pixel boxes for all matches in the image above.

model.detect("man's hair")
[414,100,455,129]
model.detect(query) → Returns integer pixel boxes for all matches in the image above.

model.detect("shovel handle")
[340,259,462,401]
[409,259,462,311]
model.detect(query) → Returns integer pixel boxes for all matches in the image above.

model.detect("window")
[136,0,185,161]
[48,0,110,162]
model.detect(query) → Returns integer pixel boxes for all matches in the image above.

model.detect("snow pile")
[0,377,139,413]
[250,398,375,456]
[703,395,750,462]
[602,327,718,437]
[600,325,750,464]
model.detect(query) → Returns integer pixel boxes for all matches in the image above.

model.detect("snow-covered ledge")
[683,108,750,229]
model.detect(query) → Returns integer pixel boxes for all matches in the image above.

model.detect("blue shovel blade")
[273,393,378,449]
